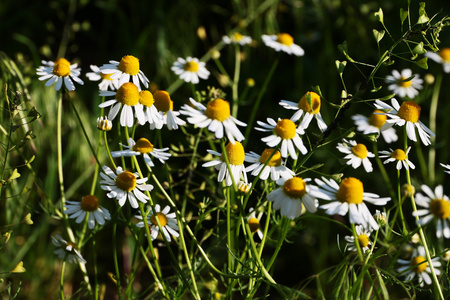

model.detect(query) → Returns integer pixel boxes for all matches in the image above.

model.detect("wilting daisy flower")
[247,208,263,240]
[262,33,304,56]
[279,91,327,132]
[425,48,450,73]
[397,246,441,287]
[136,204,179,242]
[181,98,246,143]
[413,185,450,238]
[311,177,390,230]
[151,90,186,130]
[100,55,149,89]
[171,56,210,84]
[36,58,84,91]
[99,82,143,127]
[64,195,111,229]
[256,117,307,160]
[336,139,374,173]
[351,110,398,143]
[440,163,450,174]
[100,165,153,209]
[244,148,294,181]
[386,69,423,99]
[222,32,252,46]
[111,137,171,168]
[202,141,247,186]
[374,98,435,146]
[86,65,119,91]
[345,225,372,253]
[52,234,86,264]
[374,210,387,226]
[267,177,318,219]
[379,147,415,170]
[134,90,163,126]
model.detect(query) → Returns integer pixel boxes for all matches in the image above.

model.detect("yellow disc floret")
[397,101,421,123]
[139,90,154,107]
[398,77,413,88]
[337,177,364,204]
[276,33,294,46]
[232,32,243,41]
[80,195,100,212]
[358,234,370,248]
[116,82,140,106]
[221,141,245,165]
[53,58,71,77]
[411,256,427,273]
[283,177,307,198]
[274,119,297,140]
[100,73,113,80]
[153,90,173,112]
[55,58,71,67]
[132,138,154,154]
[115,171,137,192]
[259,149,282,167]
[430,199,450,219]
[184,61,199,72]
[369,110,387,129]
[248,218,260,233]
[298,92,321,114]
[118,55,140,76]
[439,48,450,62]
[205,98,231,121]
[351,144,368,159]
[390,149,406,161]
[151,212,168,227]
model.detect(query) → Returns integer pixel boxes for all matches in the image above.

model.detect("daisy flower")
[440,163,450,174]
[279,91,327,132]
[36,58,84,91]
[386,69,423,99]
[180,97,246,143]
[151,90,186,130]
[244,148,294,181]
[99,82,143,127]
[374,98,435,146]
[97,116,113,131]
[202,141,247,187]
[64,195,111,229]
[171,56,210,84]
[267,177,318,219]
[136,204,179,242]
[256,117,307,160]
[311,177,390,230]
[412,185,450,238]
[397,246,441,287]
[344,225,372,253]
[262,33,304,56]
[52,234,86,264]
[111,137,171,168]
[351,110,398,143]
[134,90,163,126]
[222,32,252,46]
[336,139,375,173]
[99,165,153,209]
[374,209,387,226]
[86,65,119,91]
[100,55,149,89]
[425,48,450,73]
[379,147,415,170]
[247,207,263,240]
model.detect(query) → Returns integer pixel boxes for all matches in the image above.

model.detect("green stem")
[231,43,241,118]
[60,261,66,300]
[112,208,122,298]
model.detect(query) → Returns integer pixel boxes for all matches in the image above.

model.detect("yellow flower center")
[150,212,168,227]
[274,119,297,140]
[397,101,421,123]
[398,76,413,88]
[430,199,450,219]
[439,48,450,62]
[80,195,100,212]
[337,177,364,204]
[132,138,154,154]
[358,234,369,248]
[390,149,406,161]
[52,59,71,77]
[351,144,368,159]
[153,90,173,112]
[411,256,427,274]
[100,73,113,80]
[248,217,260,233]
[368,110,387,129]
[283,177,307,198]
[139,90,154,107]
[259,149,282,167]
[115,171,137,192]
[183,61,199,72]
[55,58,71,67]
[118,55,140,76]
[205,98,230,121]
[276,33,294,46]
[221,141,245,165]
[298,92,321,114]
[116,82,140,106]
[233,32,243,41]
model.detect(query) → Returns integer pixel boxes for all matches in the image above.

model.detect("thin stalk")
[60,261,66,300]
[112,208,122,298]
[231,43,241,118]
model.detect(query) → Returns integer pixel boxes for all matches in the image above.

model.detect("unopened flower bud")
[97,116,112,131]
[402,184,415,197]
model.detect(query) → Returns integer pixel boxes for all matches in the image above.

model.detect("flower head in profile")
[397,246,441,287]
[336,139,374,173]
[181,98,246,143]
[267,177,318,219]
[386,69,423,99]
[99,165,153,209]
[97,116,113,131]
[345,225,372,253]
[202,141,247,187]
[256,117,307,160]
[36,58,84,91]
[171,57,210,84]
[279,91,327,132]
[65,195,111,229]
[244,148,294,181]
[311,177,390,230]
[134,90,163,127]
[262,33,304,56]
[379,147,415,170]
[425,48,450,73]
[86,65,119,91]
[111,137,171,168]
[100,55,149,89]
[151,90,186,130]
[351,110,398,143]
[222,32,252,46]
[247,208,263,240]
[375,98,435,146]
[136,204,179,242]
[52,234,86,264]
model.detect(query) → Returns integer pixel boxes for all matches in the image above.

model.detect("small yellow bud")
[11,261,26,273]
[24,213,33,225]
[246,78,255,87]
[402,184,416,198]
[410,233,420,244]
[211,49,221,60]
[3,231,12,244]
